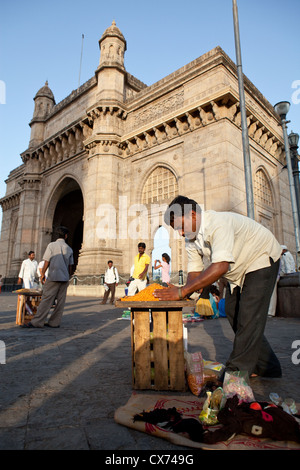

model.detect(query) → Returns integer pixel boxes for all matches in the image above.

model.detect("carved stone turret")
[29,81,55,149]
[98,20,127,70]
[95,21,126,103]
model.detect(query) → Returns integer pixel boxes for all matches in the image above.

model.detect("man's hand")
[153,284,181,301]
[154,262,229,302]
[138,264,149,280]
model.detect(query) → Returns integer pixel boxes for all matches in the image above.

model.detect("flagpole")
[78,34,84,89]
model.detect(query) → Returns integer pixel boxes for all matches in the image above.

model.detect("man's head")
[28,251,35,260]
[281,245,288,254]
[164,195,202,241]
[108,260,113,268]
[138,242,146,254]
[55,226,69,240]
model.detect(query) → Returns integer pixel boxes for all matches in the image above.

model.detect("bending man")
[154,195,282,379]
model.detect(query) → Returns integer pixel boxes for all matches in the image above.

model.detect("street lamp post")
[274,101,300,270]
[288,131,300,227]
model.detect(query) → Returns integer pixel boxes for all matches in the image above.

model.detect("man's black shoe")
[44,323,60,328]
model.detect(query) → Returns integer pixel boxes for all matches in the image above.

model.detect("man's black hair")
[164,195,201,226]
[55,226,69,239]
[138,242,146,249]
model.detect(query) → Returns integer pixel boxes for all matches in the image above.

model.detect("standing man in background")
[17,251,38,289]
[101,260,119,305]
[280,245,296,275]
[128,242,150,296]
[22,226,73,328]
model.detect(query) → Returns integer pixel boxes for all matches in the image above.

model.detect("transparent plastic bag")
[223,371,255,403]
[184,351,204,396]
[199,387,225,425]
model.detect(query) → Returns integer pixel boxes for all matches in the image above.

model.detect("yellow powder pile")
[121,283,166,301]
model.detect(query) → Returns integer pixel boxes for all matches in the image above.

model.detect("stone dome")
[99,20,127,50]
[34,81,55,101]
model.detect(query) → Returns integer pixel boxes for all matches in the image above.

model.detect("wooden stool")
[14,289,42,325]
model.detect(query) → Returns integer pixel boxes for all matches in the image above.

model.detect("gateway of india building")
[0,21,294,292]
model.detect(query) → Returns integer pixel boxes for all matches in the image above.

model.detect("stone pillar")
[75,142,123,278]
[12,174,41,273]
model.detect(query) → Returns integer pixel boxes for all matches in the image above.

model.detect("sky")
[1,0,299,232]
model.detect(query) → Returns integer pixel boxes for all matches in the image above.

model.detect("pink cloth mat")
[114,392,300,450]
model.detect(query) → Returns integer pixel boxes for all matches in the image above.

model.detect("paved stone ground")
[0,292,299,450]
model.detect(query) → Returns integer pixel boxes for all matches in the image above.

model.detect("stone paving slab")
[0,292,299,450]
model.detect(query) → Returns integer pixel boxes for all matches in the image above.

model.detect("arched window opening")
[142,166,178,204]
[254,169,273,208]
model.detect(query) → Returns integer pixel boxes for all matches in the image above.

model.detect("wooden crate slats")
[168,309,186,391]
[131,306,186,391]
[132,310,152,389]
[152,310,169,390]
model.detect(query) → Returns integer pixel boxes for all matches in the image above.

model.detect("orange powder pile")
[121,283,166,301]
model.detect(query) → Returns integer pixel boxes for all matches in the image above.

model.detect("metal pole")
[290,144,300,227]
[281,120,300,270]
[232,0,255,219]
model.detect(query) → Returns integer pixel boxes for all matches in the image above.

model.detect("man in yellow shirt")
[128,242,150,296]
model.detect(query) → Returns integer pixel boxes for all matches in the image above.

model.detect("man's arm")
[17,261,25,284]
[154,262,229,300]
[40,260,50,284]
[138,264,149,279]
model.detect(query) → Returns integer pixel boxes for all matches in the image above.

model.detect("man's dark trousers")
[102,283,116,304]
[225,258,281,378]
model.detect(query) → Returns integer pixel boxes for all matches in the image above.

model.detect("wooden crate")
[116,300,192,391]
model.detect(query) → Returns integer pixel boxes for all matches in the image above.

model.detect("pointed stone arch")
[254,166,276,233]
[151,225,172,280]
[42,176,84,274]
[140,165,184,277]
[141,164,179,205]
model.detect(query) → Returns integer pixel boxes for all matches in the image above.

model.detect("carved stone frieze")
[133,91,184,128]
[121,94,284,163]
[21,123,87,172]
[0,192,20,211]
[86,105,127,122]
[18,176,41,191]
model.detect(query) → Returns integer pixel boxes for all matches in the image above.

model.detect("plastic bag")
[184,351,204,396]
[223,371,255,403]
[199,387,224,425]
[202,360,225,385]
